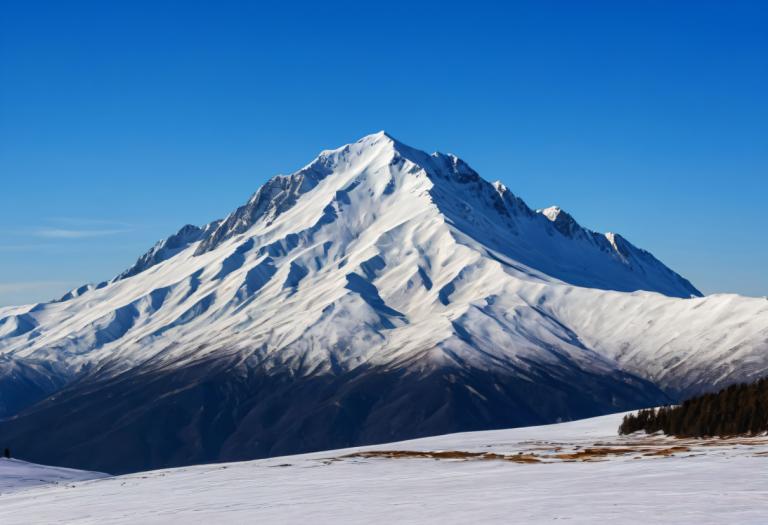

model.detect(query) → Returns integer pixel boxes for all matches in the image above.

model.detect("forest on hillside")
[619,377,768,437]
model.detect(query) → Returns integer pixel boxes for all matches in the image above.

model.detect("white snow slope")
[0,131,765,397]
[0,458,105,494]
[1,411,766,524]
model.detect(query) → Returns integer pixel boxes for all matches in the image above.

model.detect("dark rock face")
[0,358,69,418]
[0,358,669,474]
[194,156,336,256]
[117,224,206,281]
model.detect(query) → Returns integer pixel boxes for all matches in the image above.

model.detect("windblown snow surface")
[0,132,767,473]
[1,412,767,524]
[0,459,105,494]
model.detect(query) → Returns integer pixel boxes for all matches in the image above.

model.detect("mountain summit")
[127,131,699,296]
[0,132,766,473]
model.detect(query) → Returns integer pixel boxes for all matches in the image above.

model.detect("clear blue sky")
[1,0,766,305]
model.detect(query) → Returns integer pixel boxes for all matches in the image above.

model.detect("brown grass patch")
[554,447,636,461]
[342,450,541,463]
[697,438,768,447]
[641,446,691,457]
[338,442,702,465]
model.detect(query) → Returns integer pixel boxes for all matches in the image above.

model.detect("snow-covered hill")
[0,132,766,473]
[1,412,766,524]
[0,458,105,494]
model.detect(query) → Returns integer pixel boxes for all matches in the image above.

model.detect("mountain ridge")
[71,131,698,299]
[0,131,765,473]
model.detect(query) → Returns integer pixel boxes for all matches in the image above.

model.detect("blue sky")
[1,0,766,305]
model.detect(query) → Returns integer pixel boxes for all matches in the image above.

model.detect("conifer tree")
[619,377,768,437]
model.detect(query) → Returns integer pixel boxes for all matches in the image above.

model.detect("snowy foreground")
[1,412,767,524]
[0,459,106,493]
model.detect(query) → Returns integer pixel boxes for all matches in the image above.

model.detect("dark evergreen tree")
[619,377,768,437]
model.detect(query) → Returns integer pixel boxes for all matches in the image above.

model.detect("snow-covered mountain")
[0,132,766,473]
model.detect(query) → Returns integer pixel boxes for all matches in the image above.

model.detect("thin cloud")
[47,217,133,228]
[4,219,134,240]
[33,228,131,239]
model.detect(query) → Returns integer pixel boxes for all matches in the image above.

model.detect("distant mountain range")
[1,132,766,473]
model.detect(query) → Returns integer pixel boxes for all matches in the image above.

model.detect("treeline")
[619,377,768,437]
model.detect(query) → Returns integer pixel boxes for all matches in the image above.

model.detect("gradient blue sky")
[1,0,766,305]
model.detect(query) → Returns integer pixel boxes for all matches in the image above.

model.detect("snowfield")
[0,459,105,494]
[1,412,767,524]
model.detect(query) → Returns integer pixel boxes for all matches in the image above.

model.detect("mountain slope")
[0,132,765,473]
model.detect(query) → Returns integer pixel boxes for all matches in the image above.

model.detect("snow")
[1,412,766,523]
[0,458,106,494]
[0,131,763,401]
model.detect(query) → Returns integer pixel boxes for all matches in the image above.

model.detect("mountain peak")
[318,130,400,157]
[106,132,703,298]
[538,205,582,237]
[365,129,396,141]
[539,205,563,219]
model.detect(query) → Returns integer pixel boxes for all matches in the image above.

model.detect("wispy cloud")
[32,227,131,239]
[5,218,135,240]
[46,217,133,228]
